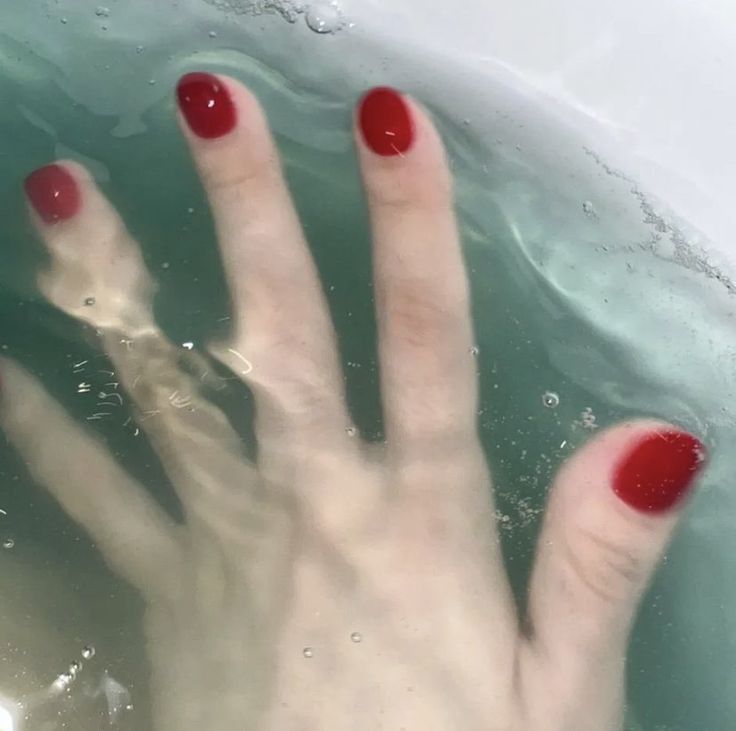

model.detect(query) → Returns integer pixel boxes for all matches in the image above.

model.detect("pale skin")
[0,76,704,729]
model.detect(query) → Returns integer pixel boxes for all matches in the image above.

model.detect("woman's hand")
[1,75,706,730]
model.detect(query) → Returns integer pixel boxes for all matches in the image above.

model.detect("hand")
[2,75,707,730]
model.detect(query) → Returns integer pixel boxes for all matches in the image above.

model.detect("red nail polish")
[177,72,237,139]
[24,164,80,224]
[358,87,415,157]
[613,430,707,514]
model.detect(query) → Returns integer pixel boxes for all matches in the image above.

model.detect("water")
[0,2,734,729]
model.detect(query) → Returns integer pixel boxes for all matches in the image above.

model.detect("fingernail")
[358,86,415,157]
[613,430,707,514]
[177,72,237,139]
[24,164,81,224]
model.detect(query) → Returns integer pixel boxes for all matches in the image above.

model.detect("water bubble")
[135,44,145,53]
[542,391,560,409]
[95,6,110,17]
[60,17,68,24]
[274,0,306,23]
[81,645,96,660]
[53,672,73,691]
[84,297,96,306]
[350,632,362,643]
[148,79,157,86]
[346,426,357,437]
[302,647,314,658]
[469,345,480,356]
[305,1,343,33]
[161,261,170,269]
[582,200,596,218]
[579,406,598,430]
[2,538,14,549]
[68,660,82,677]
[208,30,218,37]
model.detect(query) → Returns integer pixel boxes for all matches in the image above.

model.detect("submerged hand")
[1,75,707,730]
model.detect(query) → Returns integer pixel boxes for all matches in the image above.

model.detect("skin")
[0,77,701,730]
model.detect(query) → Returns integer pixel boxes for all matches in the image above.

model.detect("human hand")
[1,75,707,730]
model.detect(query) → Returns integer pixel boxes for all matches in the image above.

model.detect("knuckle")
[388,284,462,348]
[238,333,336,421]
[368,165,452,216]
[563,525,649,605]
[205,157,277,197]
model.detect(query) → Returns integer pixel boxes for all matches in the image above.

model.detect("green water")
[1,1,735,729]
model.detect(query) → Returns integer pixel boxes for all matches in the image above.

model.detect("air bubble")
[542,391,560,409]
[305,1,343,33]
[579,406,598,430]
[182,342,194,350]
[582,200,596,217]
[136,44,145,53]
[84,297,96,306]
[54,671,73,691]
[350,632,362,643]
[60,17,68,24]
[346,426,357,437]
[95,6,110,17]
[208,30,218,37]
[302,647,314,658]
[68,660,82,677]
[2,538,14,549]
[469,345,479,356]
[81,645,96,660]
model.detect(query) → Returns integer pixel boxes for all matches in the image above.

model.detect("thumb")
[524,420,707,682]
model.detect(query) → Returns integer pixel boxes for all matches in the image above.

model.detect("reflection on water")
[0,2,735,729]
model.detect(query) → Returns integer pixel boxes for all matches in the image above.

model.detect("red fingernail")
[177,72,237,139]
[24,164,81,224]
[613,430,707,514]
[358,87,415,157]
